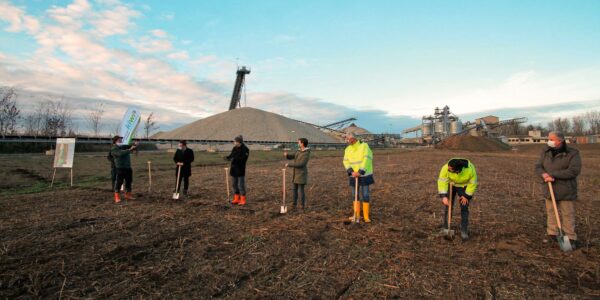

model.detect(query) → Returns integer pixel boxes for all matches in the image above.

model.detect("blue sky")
[1,0,599,134]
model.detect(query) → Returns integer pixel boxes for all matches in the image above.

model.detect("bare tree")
[85,103,104,137]
[552,117,571,135]
[585,110,600,134]
[571,115,586,136]
[110,121,121,137]
[143,112,159,139]
[22,98,74,137]
[0,87,21,137]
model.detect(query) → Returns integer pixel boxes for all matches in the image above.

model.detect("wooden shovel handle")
[447,183,453,229]
[547,182,563,231]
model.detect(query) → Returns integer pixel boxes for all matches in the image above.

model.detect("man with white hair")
[343,132,374,222]
[535,131,582,248]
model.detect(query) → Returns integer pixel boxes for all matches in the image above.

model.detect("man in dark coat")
[110,135,138,203]
[226,135,250,205]
[535,131,582,247]
[284,138,311,210]
[173,140,195,197]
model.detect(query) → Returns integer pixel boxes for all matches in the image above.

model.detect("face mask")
[547,140,556,148]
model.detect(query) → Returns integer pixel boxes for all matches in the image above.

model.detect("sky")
[1,0,599,134]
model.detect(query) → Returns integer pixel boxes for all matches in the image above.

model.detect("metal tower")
[228,66,251,110]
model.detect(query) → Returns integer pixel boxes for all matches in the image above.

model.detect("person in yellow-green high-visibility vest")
[438,158,478,240]
[343,133,374,223]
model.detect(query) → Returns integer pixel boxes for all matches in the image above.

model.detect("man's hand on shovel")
[542,173,555,182]
[442,197,449,206]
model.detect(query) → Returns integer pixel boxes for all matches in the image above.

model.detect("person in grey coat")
[534,131,582,247]
[284,138,311,210]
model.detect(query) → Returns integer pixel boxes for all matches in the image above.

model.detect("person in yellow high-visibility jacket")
[343,133,374,223]
[438,158,478,240]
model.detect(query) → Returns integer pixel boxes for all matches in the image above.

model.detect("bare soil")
[1,145,599,298]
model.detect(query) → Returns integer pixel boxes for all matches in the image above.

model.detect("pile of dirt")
[436,135,511,151]
[154,107,340,143]
[342,123,371,135]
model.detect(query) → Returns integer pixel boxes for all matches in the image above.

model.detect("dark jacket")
[286,148,311,185]
[108,145,129,169]
[535,145,582,201]
[173,148,195,177]
[226,143,250,177]
[111,144,133,169]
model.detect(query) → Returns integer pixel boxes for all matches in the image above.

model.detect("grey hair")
[345,132,356,139]
[549,131,565,141]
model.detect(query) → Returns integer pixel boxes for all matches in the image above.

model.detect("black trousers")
[115,168,133,192]
[110,167,116,190]
[176,176,189,192]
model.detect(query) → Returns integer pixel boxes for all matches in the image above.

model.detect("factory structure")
[402,105,526,144]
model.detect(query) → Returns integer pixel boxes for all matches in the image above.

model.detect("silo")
[422,123,432,136]
[434,120,444,134]
[450,120,462,134]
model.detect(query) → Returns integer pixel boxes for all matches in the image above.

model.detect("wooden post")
[147,161,152,192]
[50,168,57,188]
[225,168,230,204]
[70,168,73,187]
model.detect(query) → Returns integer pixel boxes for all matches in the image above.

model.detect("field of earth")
[1,144,599,298]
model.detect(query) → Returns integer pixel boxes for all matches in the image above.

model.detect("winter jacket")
[286,148,311,185]
[535,145,581,201]
[173,148,195,177]
[226,143,250,177]
[107,145,129,169]
[437,158,478,200]
[343,141,374,186]
[110,144,133,169]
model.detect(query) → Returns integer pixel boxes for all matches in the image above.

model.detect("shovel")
[548,182,573,252]
[173,163,182,200]
[442,183,455,239]
[353,176,360,223]
[225,168,231,204]
[280,169,287,214]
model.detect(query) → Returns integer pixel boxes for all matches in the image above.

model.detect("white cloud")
[128,35,173,53]
[167,51,189,60]
[150,29,168,38]
[0,1,40,34]
[90,3,141,37]
[0,0,227,120]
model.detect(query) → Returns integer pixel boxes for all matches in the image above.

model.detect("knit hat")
[234,135,243,143]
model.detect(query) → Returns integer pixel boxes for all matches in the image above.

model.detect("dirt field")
[1,145,599,298]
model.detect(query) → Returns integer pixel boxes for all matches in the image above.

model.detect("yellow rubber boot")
[349,201,361,221]
[362,202,371,223]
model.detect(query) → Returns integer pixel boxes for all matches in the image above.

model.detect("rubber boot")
[362,202,371,223]
[232,194,240,204]
[114,192,121,203]
[125,192,136,200]
[239,195,246,205]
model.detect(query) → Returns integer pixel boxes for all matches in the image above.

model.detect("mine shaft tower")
[228,66,251,110]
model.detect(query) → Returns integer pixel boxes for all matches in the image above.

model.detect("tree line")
[0,87,159,138]
[2,86,599,139]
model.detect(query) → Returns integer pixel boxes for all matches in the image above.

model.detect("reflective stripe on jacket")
[437,158,478,197]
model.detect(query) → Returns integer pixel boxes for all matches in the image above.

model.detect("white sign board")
[53,138,76,168]
[119,107,142,145]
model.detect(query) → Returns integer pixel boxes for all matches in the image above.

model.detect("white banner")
[53,138,76,168]
[118,107,142,145]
